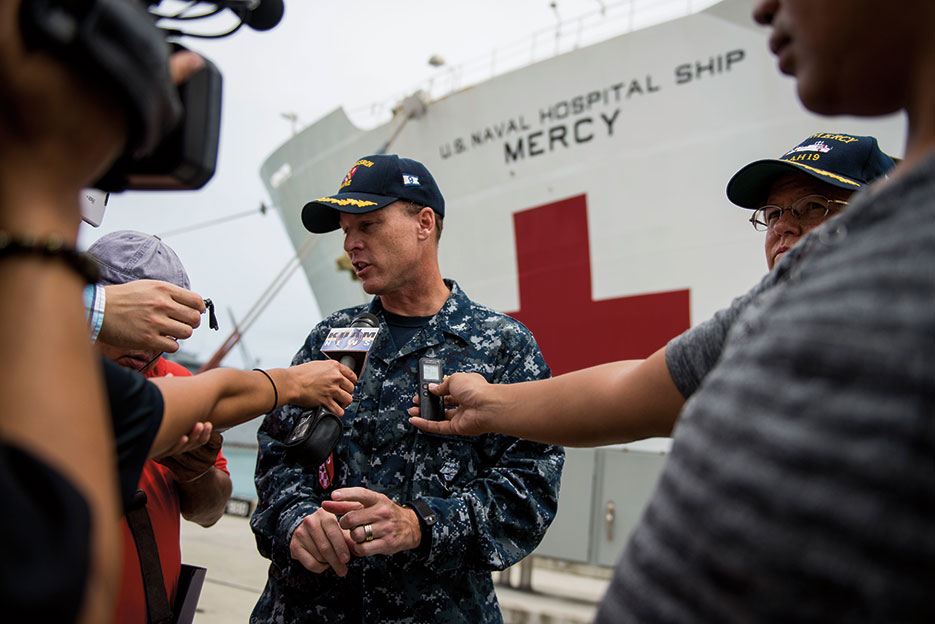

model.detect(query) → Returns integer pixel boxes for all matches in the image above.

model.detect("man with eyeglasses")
[729,133,894,270]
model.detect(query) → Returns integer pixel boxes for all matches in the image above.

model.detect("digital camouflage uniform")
[250,280,564,623]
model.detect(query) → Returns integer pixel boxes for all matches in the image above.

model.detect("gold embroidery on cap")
[313,197,379,208]
[789,162,861,187]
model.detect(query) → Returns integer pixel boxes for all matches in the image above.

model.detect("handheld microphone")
[283,312,379,469]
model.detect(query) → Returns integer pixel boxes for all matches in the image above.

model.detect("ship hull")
[260,0,905,375]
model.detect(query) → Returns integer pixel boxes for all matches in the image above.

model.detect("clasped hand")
[289,487,420,577]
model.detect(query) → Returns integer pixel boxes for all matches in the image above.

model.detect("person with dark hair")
[0,4,350,621]
[0,0,147,620]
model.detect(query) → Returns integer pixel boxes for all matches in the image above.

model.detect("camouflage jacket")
[250,280,564,624]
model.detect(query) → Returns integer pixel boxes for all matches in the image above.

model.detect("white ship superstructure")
[260,0,904,376]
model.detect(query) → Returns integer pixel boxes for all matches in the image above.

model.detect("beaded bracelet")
[253,368,279,413]
[0,230,99,283]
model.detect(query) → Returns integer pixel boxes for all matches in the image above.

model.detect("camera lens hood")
[20,0,181,157]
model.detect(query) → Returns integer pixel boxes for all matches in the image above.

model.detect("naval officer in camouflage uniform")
[250,154,564,623]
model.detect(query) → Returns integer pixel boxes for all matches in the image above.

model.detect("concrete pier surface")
[180,513,611,623]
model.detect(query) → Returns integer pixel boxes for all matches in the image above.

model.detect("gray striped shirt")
[599,154,935,623]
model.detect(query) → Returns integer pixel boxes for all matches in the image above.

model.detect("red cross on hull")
[507,194,690,376]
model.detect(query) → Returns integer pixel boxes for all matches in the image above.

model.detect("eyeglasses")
[749,195,848,232]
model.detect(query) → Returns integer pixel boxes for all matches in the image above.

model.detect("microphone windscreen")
[351,312,380,328]
[243,0,284,31]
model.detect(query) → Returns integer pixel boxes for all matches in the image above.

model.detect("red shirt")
[112,358,229,623]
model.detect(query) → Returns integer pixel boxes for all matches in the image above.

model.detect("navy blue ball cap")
[727,133,896,209]
[301,154,445,233]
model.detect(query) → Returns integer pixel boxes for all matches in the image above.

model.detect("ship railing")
[345,0,719,129]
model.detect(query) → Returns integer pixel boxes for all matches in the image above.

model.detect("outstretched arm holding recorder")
[409,347,684,446]
[408,128,899,449]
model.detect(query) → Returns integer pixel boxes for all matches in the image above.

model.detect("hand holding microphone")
[279,359,358,415]
[284,312,379,469]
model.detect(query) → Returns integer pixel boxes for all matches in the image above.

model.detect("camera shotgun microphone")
[283,312,379,469]
[218,0,285,31]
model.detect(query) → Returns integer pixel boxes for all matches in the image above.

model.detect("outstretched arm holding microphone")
[149,359,357,459]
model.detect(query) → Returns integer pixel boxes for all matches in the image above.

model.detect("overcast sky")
[77,0,720,370]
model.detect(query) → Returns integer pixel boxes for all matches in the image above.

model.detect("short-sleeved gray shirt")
[599,153,935,623]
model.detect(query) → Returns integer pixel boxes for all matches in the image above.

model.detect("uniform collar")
[366,279,474,359]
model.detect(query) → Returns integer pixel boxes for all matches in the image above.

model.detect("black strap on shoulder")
[125,489,173,624]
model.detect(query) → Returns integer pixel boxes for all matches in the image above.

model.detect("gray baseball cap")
[88,230,190,289]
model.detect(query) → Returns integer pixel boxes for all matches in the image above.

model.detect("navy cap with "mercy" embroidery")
[727,133,896,209]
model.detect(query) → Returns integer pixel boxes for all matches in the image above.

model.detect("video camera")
[18,0,284,192]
